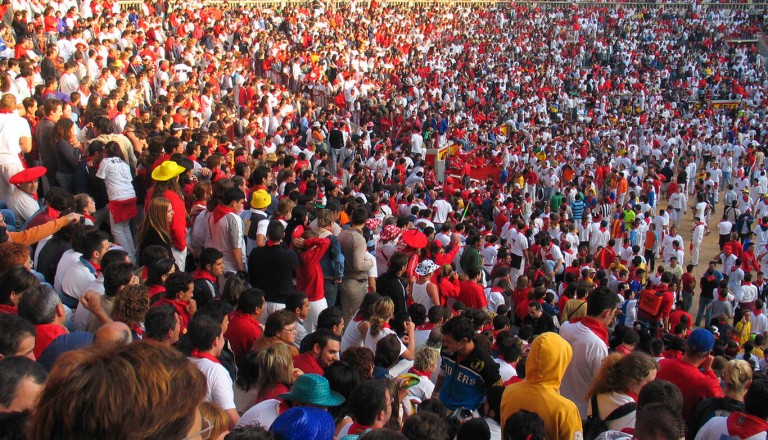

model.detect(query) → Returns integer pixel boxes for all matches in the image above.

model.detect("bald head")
[93,322,132,349]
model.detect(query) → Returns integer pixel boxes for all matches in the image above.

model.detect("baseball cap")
[686,328,715,354]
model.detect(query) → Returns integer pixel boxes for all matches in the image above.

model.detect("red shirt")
[292,352,324,375]
[457,280,487,310]
[225,311,263,361]
[656,358,723,423]
[668,309,693,335]
[295,238,330,301]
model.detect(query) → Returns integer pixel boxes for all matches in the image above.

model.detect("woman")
[51,117,81,193]
[252,309,299,356]
[111,285,150,339]
[376,224,402,276]
[149,160,188,269]
[363,296,415,360]
[585,352,658,432]
[138,197,174,265]
[28,342,206,440]
[340,293,381,353]
[252,343,298,405]
[295,230,330,332]
[689,359,751,436]
[97,141,138,261]
[377,252,409,334]
[145,258,175,303]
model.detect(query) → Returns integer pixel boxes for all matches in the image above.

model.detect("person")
[205,187,247,273]
[500,332,583,440]
[270,406,336,440]
[17,285,72,360]
[0,94,32,206]
[0,313,36,360]
[143,304,181,346]
[59,229,110,308]
[226,288,265,363]
[187,314,240,427]
[51,117,81,193]
[377,252,410,335]
[295,230,330,332]
[338,207,374,324]
[27,341,207,440]
[96,140,138,261]
[689,359,752,437]
[137,197,174,264]
[293,329,340,375]
[248,221,299,321]
[192,248,225,306]
[694,379,768,440]
[252,309,300,357]
[435,315,503,411]
[401,411,449,440]
[522,301,556,336]
[411,259,440,309]
[0,356,47,413]
[245,188,271,252]
[149,160,188,269]
[251,343,297,404]
[559,286,620,417]
[337,380,393,437]
[585,352,658,432]
[34,98,62,189]
[503,410,547,440]
[655,328,724,425]
[150,271,196,335]
[363,296,415,361]
[7,166,46,228]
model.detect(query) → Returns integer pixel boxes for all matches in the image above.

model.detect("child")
[407,346,440,403]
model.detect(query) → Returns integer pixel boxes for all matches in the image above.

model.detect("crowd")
[2,0,768,439]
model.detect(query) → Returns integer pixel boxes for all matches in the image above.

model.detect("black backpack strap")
[590,394,600,420]
[603,402,637,422]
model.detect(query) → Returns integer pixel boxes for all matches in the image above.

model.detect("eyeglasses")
[281,326,297,333]
[182,418,212,440]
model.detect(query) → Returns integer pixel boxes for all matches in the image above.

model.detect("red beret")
[9,166,46,185]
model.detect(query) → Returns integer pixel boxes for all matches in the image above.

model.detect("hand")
[200,167,212,178]
[64,212,82,224]
[293,368,304,378]
[186,298,197,316]
[702,354,715,372]
[404,320,415,335]
[293,237,305,248]
[80,290,102,312]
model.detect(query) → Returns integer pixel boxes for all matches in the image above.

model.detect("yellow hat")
[151,160,186,181]
[250,189,271,210]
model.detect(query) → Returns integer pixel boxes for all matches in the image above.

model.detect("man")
[0,356,47,413]
[431,192,453,231]
[34,98,62,189]
[187,314,239,427]
[17,285,69,360]
[500,332,583,440]
[0,314,36,360]
[337,208,373,324]
[338,380,392,437]
[225,287,265,363]
[151,272,196,334]
[143,304,181,346]
[248,221,299,323]
[205,188,246,273]
[8,166,45,228]
[523,301,556,336]
[460,234,484,278]
[559,286,620,417]
[656,328,723,425]
[192,248,225,307]
[89,116,136,175]
[506,219,529,288]
[73,260,135,333]
[60,230,110,309]
[292,329,340,375]
[0,94,32,205]
[435,316,503,411]
[694,379,768,440]
[245,189,271,252]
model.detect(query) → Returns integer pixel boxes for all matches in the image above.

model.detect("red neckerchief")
[212,205,235,223]
[599,227,606,232]
[417,322,436,331]
[190,348,221,364]
[267,240,282,247]
[726,412,768,439]
[0,108,13,114]
[409,367,432,378]
[349,422,375,435]
[91,262,101,277]
[48,207,60,219]
[130,322,144,337]
[84,214,96,223]
[571,316,609,346]
[193,269,218,283]
[0,303,18,314]
[626,390,639,402]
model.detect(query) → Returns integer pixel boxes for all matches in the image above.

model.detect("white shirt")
[559,320,609,417]
[0,113,31,166]
[61,258,97,301]
[188,356,237,411]
[695,415,766,440]
[96,157,136,201]
[432,199,453,224]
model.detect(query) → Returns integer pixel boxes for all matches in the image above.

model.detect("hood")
[525,332,573,389]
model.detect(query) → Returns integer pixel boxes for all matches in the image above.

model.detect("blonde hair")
[723,359,752,393]
[413,347,439,372]
[199,402,229,440]
[586,352,658,398]
[139,197,172,245]
[369,297,395,337]
[256,343,295,401]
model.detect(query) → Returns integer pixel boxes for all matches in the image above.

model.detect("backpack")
[583,395,637,440]
[638,288,664,318]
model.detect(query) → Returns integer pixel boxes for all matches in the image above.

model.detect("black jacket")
[377,272,409,335]
[248,243,299,304]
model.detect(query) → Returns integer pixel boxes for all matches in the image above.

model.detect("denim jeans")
[695,297,714,327]
[324,278,340,308]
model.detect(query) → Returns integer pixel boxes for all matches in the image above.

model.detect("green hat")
[277,374,344,407]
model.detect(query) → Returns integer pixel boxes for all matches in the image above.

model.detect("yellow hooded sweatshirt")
[500,332,583,440]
